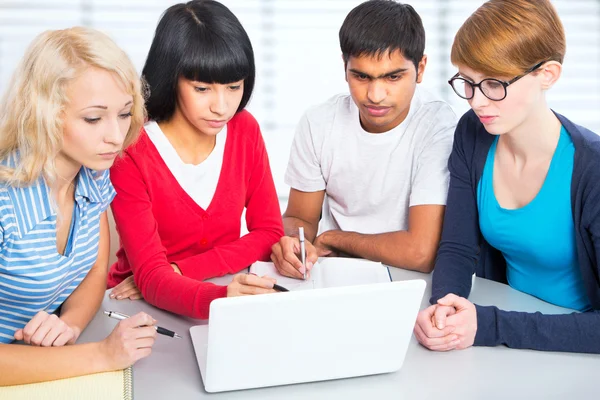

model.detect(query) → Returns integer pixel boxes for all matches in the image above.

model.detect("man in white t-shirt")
[271,0,457,277]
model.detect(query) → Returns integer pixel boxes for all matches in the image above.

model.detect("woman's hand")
[110,275,142,300]
[98,312,157,371]
[14,311,81,347]
[227,274,277,297]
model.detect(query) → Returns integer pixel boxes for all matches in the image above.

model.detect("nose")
[367,80,386,104]
[209,89,227,116]
[104,117,125,147]
[469,86,490,110]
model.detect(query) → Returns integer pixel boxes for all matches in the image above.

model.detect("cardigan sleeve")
[173,120,284,281]
[430,116,481,303]
[473,306,600,353]
[110,153,227,320]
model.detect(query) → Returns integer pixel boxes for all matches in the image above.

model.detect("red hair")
[451,0,566,76]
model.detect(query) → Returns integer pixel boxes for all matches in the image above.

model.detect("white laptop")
[190,278,426,393]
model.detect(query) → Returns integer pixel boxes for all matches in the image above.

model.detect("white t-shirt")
[145,121,226,210]
[285,86,457,235]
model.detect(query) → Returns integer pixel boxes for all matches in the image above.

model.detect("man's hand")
[271,236,318,279]
[313,231,340,257]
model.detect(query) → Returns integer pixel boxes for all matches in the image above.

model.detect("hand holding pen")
[99,311,158,371]
[227,274,284,296]
[104,311,182,339]
[270,226,319,279]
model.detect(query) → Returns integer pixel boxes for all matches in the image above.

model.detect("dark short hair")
[142,0,255,122]
[339,0,425,72]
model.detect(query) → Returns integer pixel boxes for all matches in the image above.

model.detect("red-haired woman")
[414,0,600,354]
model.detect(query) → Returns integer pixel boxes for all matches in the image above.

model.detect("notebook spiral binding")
[123,366,133,400]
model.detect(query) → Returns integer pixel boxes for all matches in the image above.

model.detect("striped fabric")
[0,153,115,343]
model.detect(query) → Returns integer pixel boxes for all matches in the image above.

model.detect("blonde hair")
[451,0,566,77]
[0,26,145,186]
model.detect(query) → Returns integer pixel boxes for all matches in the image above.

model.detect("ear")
[540,61,562,90]
[416,55,427,83]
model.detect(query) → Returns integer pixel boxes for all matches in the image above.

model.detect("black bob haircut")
[143,0,255,122]
[339,0,425,72]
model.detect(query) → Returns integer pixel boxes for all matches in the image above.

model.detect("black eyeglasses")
[448,61,545,101]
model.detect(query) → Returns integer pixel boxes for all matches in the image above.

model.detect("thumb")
[305,241,319,263]
[127,312,155,328]
[437,293,461,307]
[14,329,23,340]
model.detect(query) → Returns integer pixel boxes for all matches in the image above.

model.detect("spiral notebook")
[249,257,392,290]
[0,366,132,400]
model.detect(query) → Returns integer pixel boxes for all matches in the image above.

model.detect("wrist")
[71,325,82,342]
[319,230,339,247]
[170,263,182,275]
[91,341,113,372]
[473,305,498,347]
[59,314,84,338]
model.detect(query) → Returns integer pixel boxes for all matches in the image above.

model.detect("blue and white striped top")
[0,153,115,343]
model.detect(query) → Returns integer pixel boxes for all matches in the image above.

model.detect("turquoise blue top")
[477,126,591,311]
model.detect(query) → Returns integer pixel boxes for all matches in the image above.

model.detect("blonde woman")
[0,27,157,385]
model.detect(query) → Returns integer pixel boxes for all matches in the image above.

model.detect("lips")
[206,120,227,128]
[98,151,119,159]
[478,115,497,124]
[365,105,391,117]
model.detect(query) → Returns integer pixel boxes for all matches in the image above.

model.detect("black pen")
[273,283,289,292]
[104,310,182,339]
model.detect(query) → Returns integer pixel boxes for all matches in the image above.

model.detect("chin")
[481,124,509,136]
[82,159,117,172]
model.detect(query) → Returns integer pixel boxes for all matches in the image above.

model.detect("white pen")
[299,227,306,280]
[104,310,182,339]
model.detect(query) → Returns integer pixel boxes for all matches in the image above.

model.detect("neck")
[52,153,80,203]
[498,104,561,162]
[159,108,218,157]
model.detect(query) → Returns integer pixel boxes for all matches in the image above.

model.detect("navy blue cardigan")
[431,110,600,353]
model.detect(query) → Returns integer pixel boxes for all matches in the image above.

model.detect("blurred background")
[1,0,599,202]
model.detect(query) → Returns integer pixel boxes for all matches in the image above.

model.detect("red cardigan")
[107,111,284,319]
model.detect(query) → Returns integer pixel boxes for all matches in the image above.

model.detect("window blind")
[1,0,598,196]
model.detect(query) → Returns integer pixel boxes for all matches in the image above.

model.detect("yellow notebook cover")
[0,366,132,400]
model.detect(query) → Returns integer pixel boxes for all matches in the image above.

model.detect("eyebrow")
[458,72,475,81]
[348,68,409,79]
[81,100,133,111]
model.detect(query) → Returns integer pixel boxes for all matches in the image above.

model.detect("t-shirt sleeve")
[284,112,327,192]
[409,105,457,207]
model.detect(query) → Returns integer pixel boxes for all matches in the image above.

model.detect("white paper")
[249,258,391,291]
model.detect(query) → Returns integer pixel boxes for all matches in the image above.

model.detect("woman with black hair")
[106,0,284,319]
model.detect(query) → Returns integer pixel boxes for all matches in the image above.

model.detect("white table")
[79,269,599,399]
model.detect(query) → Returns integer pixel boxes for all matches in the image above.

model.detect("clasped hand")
[414,294,477,352]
